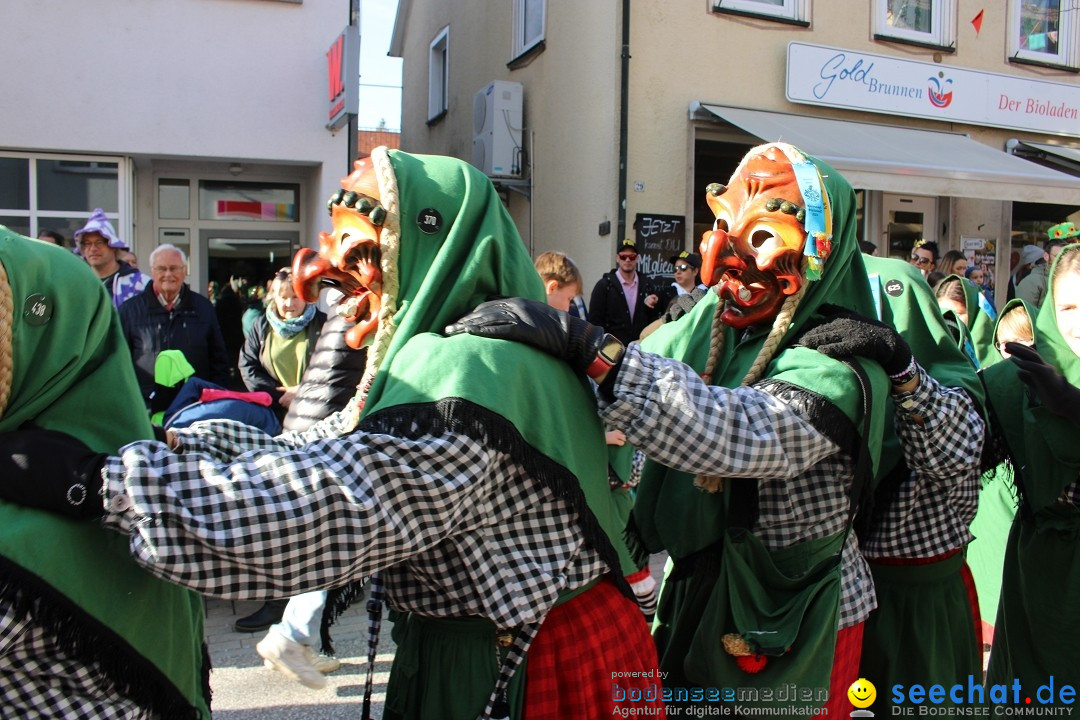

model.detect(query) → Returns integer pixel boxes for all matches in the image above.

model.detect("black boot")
[233,599,288,633]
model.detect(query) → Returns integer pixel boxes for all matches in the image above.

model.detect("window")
[712,0,809,25]
[513,0,546,57]
[1009,0,1079,70]
[0,152,126,242]
[873,0,957,49]
[428,26,449,123]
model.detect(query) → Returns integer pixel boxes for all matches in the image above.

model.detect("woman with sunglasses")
[239,268,327,421]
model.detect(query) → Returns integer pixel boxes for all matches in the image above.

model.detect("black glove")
[445,297,606,375]
[1006,342,1080,425]
[0,428,107,519]
[797,305,915,379]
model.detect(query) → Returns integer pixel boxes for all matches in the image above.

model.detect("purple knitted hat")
[73,208,125,255]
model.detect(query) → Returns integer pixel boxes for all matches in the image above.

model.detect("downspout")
[616,0,630,244]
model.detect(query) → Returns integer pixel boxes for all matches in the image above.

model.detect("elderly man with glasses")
[587,237,663,344]
[118,243,230,404]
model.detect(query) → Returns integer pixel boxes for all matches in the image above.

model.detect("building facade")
[390,0,1080,308]
[1,0,359,295]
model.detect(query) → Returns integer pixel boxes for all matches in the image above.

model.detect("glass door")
[883,193,937,262]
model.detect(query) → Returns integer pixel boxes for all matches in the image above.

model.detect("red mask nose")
[292,247,331,303]
[699,228,731,287]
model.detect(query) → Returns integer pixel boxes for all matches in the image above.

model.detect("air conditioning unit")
[472,80,523,178]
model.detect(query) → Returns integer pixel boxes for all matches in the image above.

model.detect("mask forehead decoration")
[293,157,387,351]
[698,143,832,330]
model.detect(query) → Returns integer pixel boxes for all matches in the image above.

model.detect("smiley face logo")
[848,678,877,709]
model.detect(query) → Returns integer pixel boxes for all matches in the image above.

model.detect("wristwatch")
[586,333,626,379]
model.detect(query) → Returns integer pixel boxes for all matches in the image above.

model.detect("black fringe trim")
[358,398,635,601]
[320,578,367,656]
[0,556,211,719]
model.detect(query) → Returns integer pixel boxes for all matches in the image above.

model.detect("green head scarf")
[0,229,209,718]
[351,149,635,584]
[631,145,889,558]
[983,243,1080,514]
[863,255,986,480]
[938,273,997,368]
[982,297,1037,367]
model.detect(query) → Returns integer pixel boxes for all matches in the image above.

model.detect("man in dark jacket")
[119,244,230,403]
[587,237,662,344]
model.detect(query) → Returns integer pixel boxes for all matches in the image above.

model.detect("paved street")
[205,594,394,720]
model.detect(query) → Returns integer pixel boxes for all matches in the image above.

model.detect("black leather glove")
[445,297,606,375]
[1006,342,1080,425]
[797,305,915,379]
[0,429,107,519]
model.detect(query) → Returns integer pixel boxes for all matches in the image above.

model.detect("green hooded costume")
[858,255,987,708]
[985,245,1080,697]
[0,229,209,718]
[630,149,889,712]
[967,299,1036,640]
[938,273,998,369]
[322,149,641,719]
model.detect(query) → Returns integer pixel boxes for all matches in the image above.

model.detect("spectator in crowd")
[242,283,269,339]
[117,248,139,270]
[587,237,662,344]
[937,250,969,278]
[238,268,327,421]
[36,228,65,246]
[1007,243,1045,302]
[216,263,255,386]
[73,208,148,308]
[1016,228,1074,308]
[964,265,993,306]
[119,244,230,403]
[908,239,938,279]
[533,250,584,312]
[661,250,708,323]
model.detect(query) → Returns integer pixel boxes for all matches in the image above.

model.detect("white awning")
[1007,138,1080,179]
[694,103,1080,205]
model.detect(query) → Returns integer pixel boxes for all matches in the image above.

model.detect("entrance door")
[198,228,300,299]
[883,194,937,262]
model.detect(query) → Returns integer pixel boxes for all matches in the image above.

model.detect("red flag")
[971,9,984,36]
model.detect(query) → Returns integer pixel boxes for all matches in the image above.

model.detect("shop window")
[428,26,449,123]
[513,0,546,58]
[198,181,299,222]
[712,0,810,25]
[873,0,957,50]
[0,153,124,242]
[0,157,29,210]
[1008,0,1079,70]
[159,179,191,220]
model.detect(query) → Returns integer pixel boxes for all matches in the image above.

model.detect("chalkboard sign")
[633,213,686,279]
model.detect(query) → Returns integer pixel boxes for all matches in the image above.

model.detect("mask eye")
[713,214,730,233]
[747,222,784,252]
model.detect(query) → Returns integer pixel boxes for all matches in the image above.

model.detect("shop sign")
[326,26,360,131]
[786,42,1080,138]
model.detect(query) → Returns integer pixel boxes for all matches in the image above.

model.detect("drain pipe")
[616,0,631,244]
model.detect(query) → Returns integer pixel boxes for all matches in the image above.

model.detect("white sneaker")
[256,632,327,689]
[305,646,341,674]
